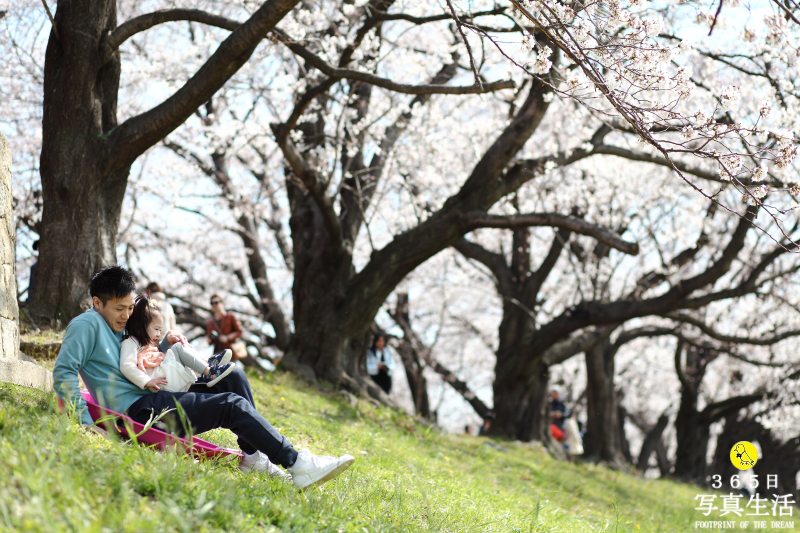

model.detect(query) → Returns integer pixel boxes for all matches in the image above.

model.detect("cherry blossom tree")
[3,2,800,465]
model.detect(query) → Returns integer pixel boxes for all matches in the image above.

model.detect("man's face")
[210,297,224,314]
[93,293,136,332]
[551,391,559,400]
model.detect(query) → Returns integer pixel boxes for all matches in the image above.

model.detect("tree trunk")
[33,1,128,319]
[618,404,633,464]
[673,342,716,483]
[637,412,670,472]
[673,379,710,482]
[392,293,432,418]
[583,340,629,467]
[486,228,568,449]
[655,439,671,477]
[493,350,553,446]
[395,340,431,419]
[279,176,380,389]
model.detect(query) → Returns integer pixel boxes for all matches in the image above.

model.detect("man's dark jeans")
[125,367,298,468]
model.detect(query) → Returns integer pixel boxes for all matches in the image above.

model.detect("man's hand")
[84,424,108,438]
[165,331,188,346]
[145,377,168,392]
[378,363,388,372]
[219,334,229,344]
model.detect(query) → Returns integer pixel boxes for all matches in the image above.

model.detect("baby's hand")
[165,331,188,346]
[145,377,168,392]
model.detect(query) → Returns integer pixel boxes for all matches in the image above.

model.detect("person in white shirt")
[366,332,396,394]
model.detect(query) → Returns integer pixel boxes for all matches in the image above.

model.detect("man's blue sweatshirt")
[53,308,153,425]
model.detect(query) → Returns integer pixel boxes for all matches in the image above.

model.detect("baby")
[120,295,234,392]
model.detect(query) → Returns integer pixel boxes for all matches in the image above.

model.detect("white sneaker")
[239,451,291,481]
[287,449,355,489]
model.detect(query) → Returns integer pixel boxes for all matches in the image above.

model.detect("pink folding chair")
[60,390,243,460]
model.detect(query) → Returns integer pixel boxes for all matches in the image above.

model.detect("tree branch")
[529,206,757,356]
[340,57,461,245]
[665,312,800,347]
[444,0,482,88]
[679,240,797,309]
[104,9,240,61]
[269,124,343,248]
[341,72,558,331]
[453,238,513,295]
[40,1,59,40]
[674,338,690,389]
[465,211,639,256]
[164,139,293,349]
[275,32,514,95]
[106,0,301,174]
[372,8,508,26]
[542,326,616,366]
[591,144,725,184]
[700,392,765,424]
[522,227,571,303]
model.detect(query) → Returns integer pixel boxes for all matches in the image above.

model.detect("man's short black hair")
[89,265,136,304]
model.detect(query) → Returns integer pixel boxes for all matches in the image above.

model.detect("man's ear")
[91,296,103,310]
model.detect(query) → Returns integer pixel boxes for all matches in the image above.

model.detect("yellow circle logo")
[730,441,758,470]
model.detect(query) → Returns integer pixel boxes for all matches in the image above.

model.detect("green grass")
[0,372,796,533]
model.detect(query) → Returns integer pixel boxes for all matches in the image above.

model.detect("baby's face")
[147,314,164,343]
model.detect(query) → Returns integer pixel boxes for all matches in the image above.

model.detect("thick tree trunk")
[32,1,127,319]
[515,358,554,444]
[485,228,569,448]
[673,383,710,482]
[280,178,376,386]
[583,341,628,467]
[493,351,553,445]
[673,342,715,483]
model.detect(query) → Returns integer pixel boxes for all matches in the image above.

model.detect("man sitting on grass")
[53,265,354,489]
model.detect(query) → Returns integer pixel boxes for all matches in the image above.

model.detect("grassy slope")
[0,371,796,533]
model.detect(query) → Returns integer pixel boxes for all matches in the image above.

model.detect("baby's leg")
[170,343,209,374]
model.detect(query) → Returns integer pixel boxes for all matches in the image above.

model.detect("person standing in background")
[366,332,396,394]
[549,388,569,442]
[206,294,245,360]
[145,282,177,341]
